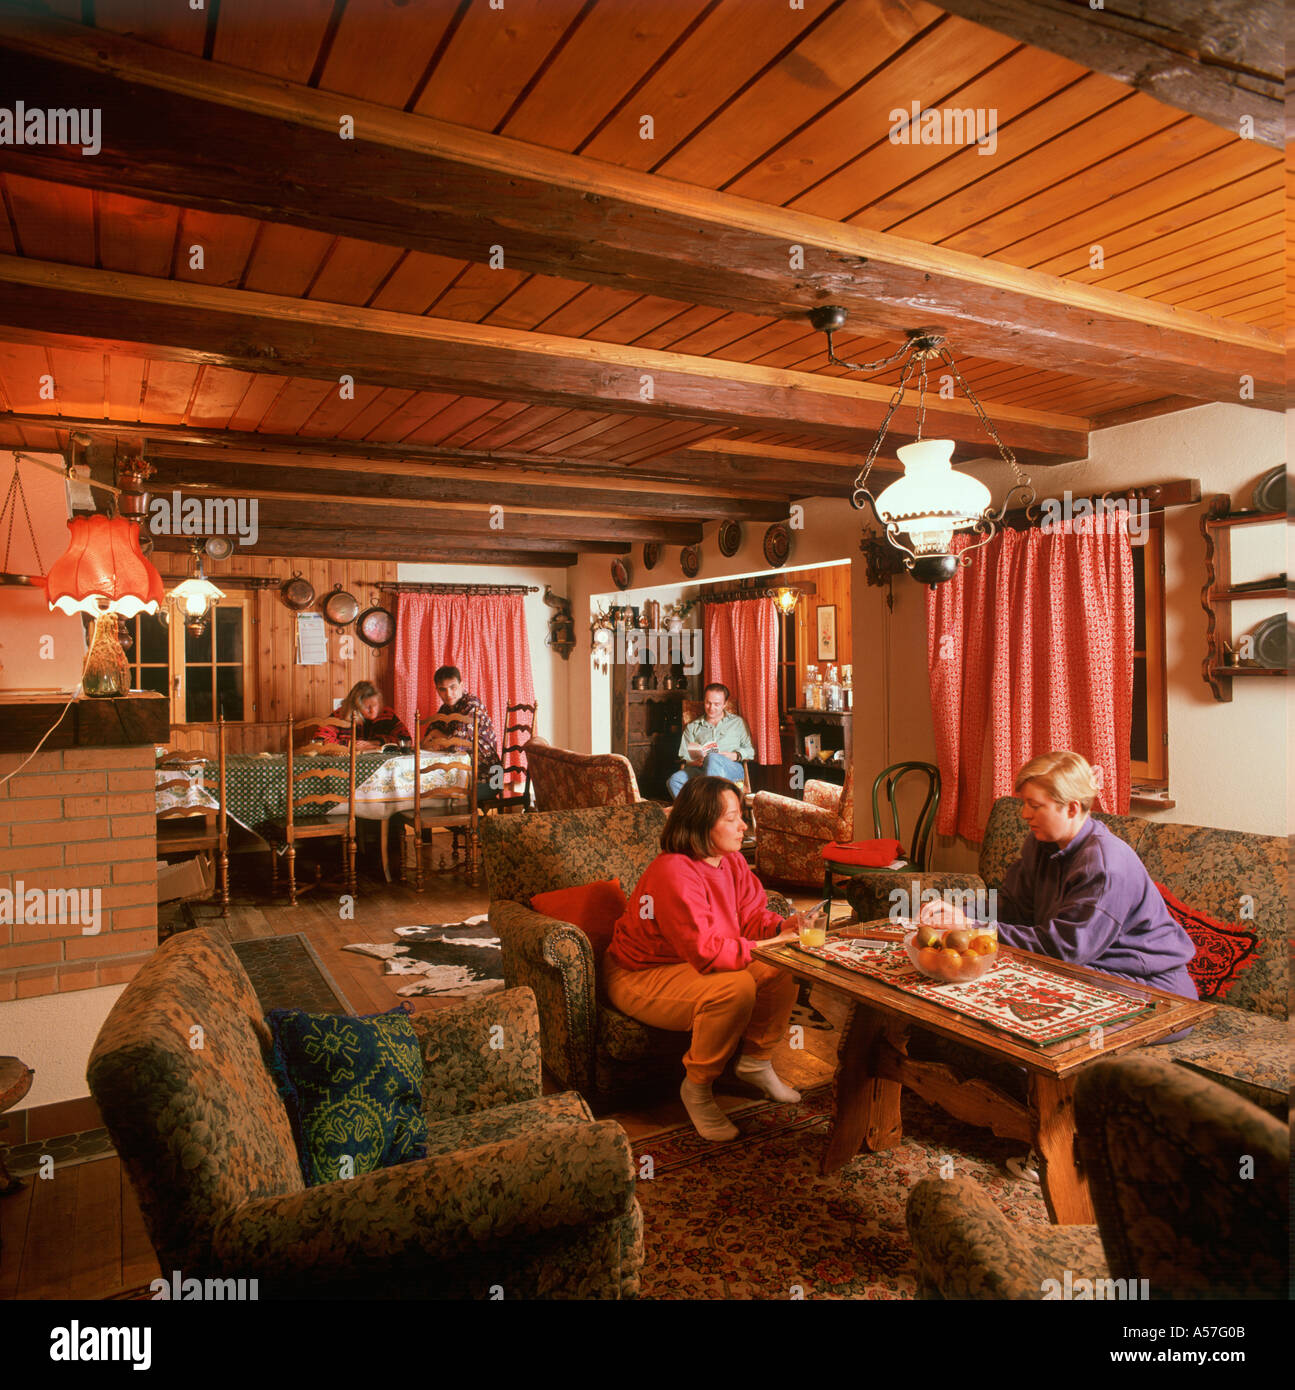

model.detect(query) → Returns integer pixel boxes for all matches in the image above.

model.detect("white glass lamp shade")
[169,576,225,618]
[874,439,992,553]
[593,625,614,647]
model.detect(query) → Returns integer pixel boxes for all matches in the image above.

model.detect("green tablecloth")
[203,752,394,833]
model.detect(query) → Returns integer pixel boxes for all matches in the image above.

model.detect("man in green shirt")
[667,682,755,799]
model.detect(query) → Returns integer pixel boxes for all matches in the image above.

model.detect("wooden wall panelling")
[153,550,396,743]
[790,564,853,697]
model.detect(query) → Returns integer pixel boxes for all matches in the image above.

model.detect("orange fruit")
[938,949,964,979]
[970,935,997,956]
[917,947,943,975]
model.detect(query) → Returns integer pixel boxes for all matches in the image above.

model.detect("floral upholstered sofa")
[753,765,855,888]
[480,802,791,1109]
[87,926,643,1298]
[907,1052,1287,1299]
[526,740,641,810]
[844,795,1288,1115]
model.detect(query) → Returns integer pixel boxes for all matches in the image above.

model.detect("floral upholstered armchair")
[906,1053,1287,1299]
[526,740,641,810]
[753,764,855,888]
[479,803,791,1110]
[87,927,643,1298]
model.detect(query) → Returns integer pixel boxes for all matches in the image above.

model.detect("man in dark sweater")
[433,665,502,803]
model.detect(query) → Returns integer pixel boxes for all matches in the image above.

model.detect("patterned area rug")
[232,933,352,1014]
[342,915,504,998]
[632,1084,1051,1299]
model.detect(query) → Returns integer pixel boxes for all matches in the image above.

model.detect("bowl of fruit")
[904,921,999,983]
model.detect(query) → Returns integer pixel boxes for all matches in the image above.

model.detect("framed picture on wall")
[816,604,837,662]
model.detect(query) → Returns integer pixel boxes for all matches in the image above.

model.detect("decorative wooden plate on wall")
[717,520,742,557]
[611,557,632,590]
[680,545,701,578]
[642,542,661,570]
[763,522,791,568]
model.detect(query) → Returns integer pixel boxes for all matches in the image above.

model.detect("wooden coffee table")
[753,924,1213,1224]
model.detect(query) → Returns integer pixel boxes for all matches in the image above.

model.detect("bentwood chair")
[400,709,480,890]
[494,700,538,813]
[156,718,230,916]
[263,716,358,906]
[822,761,940,905]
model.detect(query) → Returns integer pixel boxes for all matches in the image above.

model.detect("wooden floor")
[2,845,842,1299]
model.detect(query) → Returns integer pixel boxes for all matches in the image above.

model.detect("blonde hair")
[337,680,380,719]
[1014,750,1098,810]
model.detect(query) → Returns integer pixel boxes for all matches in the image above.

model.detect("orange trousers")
[604,957,798,1085]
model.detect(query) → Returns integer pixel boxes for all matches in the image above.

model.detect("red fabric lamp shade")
[45,515,165,618]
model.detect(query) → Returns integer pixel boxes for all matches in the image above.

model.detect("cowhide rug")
[342,914,503,998]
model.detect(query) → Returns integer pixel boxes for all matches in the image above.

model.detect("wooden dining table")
[156,749,474,881]
[753,921,1213,1224]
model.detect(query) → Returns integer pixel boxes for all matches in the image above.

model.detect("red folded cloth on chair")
[821,839,904,867]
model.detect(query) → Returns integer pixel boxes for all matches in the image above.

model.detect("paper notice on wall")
[295,612,328,666]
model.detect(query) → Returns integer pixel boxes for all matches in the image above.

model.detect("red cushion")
[530,879,628,964]
[1153,881,1260,1001]
[820,838,904,867]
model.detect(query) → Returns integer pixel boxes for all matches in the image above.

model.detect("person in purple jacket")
[927,749,1197,999]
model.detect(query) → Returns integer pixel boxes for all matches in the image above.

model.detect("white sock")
[679,1078,738,1141]
[734,1056,801,1104]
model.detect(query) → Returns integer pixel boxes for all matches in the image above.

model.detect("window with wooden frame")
[170,599,253,723]
[1130,515,1167,783]
[777,604,797,722]
[120,611,170,699]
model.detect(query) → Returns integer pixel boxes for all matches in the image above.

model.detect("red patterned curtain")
[927,517,1135,841]
[704,596,781,764]
[393,592,536,752]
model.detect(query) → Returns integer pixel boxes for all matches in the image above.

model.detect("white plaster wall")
[2,985,126,1110]
[396,561,573,750]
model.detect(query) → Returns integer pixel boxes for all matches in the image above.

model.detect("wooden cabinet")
[787,709,852,793]
[611,661,698,800]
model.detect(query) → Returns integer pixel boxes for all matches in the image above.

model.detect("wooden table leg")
[821,1004,905,1175]
[379,816,392,883]
[1028,1072,1096,1225]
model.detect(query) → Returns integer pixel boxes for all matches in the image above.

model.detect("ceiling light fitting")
[808,308,1034,587]
[168,540,226,637]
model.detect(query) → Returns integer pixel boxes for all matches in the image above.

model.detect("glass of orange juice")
[798,899,830,949]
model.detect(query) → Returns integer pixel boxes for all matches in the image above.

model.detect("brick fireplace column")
[0,693,168,1133]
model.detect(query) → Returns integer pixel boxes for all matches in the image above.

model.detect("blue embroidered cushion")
[265,1004,427,1186]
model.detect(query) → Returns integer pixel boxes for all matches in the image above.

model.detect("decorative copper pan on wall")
[279,571,315,610]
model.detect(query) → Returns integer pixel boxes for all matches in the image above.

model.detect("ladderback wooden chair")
[156,719,230,916]
[264,716,358,906]
[401,709,480,890]
[494,700,538,813]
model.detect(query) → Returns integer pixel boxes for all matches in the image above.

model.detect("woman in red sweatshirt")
[605,776,807,1141]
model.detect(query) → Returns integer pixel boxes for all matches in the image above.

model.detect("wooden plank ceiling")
[0,0,1281,566]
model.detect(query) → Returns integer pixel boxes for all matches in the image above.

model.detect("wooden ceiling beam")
[924,0,1282,148]
[147,492,667,548]
[141,453,790,524]
[150,532,578,567]
[0,11,1274,407]
[0,258,1088,465]
[2,412,803,497]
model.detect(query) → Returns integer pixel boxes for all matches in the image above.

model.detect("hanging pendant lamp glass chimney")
[807,308,1034,586]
